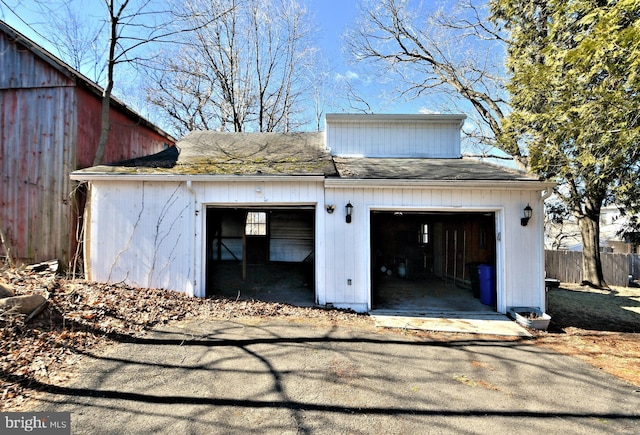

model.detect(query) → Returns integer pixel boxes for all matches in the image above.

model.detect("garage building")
[71,114,553,314]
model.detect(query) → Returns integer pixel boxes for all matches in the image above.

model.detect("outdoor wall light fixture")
[346,201,353,223]
[326,204,335,214]
[521,204,533,226]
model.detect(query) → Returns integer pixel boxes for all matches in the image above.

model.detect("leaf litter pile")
[0,267,369,411]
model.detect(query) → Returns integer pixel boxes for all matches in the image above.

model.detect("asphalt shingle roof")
[333,157,538,181]
[81,131,336,176]
[74,131,540,183]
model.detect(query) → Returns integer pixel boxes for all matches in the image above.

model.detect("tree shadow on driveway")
[8,320,640,434]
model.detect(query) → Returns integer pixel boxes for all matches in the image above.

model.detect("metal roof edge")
[70,173,326,183]
[70,172,555,191]
[324,178,556,190]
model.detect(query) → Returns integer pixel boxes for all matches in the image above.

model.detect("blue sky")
[308,0,426,114]
[0,0,428,113]
[309,0,360,74]
[310,0,359,54]
[1,0,360,57]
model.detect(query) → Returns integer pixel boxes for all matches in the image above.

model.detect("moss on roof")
[76,131,337,176]
[74,131,541,183]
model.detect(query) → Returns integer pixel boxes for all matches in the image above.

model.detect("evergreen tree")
[493,0,640,287]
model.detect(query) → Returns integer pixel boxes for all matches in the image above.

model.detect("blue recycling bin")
[477,264,496,306]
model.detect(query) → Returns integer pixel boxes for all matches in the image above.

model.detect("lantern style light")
[521,204,533,226]
[346,202,353,223]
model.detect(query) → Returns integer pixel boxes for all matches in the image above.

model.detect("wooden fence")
[545,250,640,287]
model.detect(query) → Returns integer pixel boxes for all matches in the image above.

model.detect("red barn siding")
[75,88,171,168]
[0,86,76,263]
[0,23,174,265]
[0,30,74,89]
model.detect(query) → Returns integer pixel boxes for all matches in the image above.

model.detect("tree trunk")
[92,1,120,167]
[92,89,112,166]
[577,213,607,288]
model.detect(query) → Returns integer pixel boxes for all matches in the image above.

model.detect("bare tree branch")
[144,0,318,134]
[347,0,524,167]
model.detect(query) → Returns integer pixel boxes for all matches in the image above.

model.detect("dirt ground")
[1,267,639,412]
[535,283,640,387]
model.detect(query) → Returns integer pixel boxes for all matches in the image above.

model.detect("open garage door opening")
[371,211,497,312]
[206,206,316,306]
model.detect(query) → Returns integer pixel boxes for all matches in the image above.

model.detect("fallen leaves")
[453,374,500,391]
[535,330,640,387]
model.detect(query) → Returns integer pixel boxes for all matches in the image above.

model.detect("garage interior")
[205,206,316,305]
[371,211,496,312]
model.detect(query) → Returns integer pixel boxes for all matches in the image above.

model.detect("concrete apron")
[369,310,532,337]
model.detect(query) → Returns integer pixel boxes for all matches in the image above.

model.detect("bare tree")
[0,1,105,81]
[145,45,224,137]
[346,0,517,165]
[91,0,223,165]
[8,0,223,164]
[145,0,317,134]
[39,2,107,82]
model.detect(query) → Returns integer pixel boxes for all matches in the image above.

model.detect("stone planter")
[508,307,551,331]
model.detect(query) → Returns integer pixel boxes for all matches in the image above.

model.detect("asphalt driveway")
[30,319,640,434]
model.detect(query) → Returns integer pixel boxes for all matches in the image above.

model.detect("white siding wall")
[326,120,462,158]
[85,178,326,299]
[86,181,196,295]
[322,185,546,313]
[85,177,546,313]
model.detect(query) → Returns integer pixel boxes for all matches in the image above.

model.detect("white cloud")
[418,107,441,114]
[334,70,360,81]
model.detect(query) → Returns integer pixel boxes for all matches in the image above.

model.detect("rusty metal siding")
[0,82,171,264]
[0,86,76,263]
[0,82,170,264]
